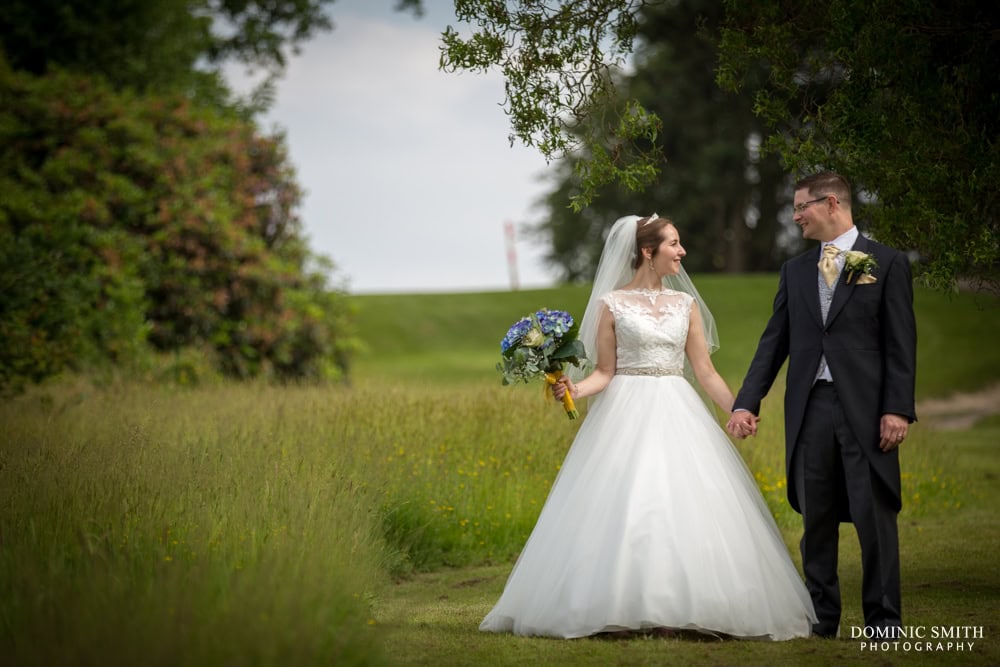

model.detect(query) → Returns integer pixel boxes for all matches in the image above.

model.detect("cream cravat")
[818,244,840,288]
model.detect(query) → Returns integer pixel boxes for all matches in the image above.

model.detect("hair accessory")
[641,213,659,226]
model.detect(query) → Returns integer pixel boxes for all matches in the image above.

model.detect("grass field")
[1,276,997,665]
[351,275,1000,397]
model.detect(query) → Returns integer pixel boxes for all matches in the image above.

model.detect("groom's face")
[792,188,833,242]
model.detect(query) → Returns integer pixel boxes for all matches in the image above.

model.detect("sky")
[228,0,560,294]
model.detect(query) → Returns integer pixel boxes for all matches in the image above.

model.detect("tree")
[533,0,800,281]
[0,1,426,392]
[0,61,358,392]
[716,0,999,291]
[442,0,999,290]
[0,0,336,110]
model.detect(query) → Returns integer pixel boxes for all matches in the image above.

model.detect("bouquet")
[497,308,587,419]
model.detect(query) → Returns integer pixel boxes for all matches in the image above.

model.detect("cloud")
[231,3,558,293]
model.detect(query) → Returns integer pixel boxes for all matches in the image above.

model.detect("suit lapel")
[825,235,869,326]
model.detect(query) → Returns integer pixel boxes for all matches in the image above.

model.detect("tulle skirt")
[480,374,816,640]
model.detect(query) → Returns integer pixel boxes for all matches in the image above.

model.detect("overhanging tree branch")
[440,0,664,209]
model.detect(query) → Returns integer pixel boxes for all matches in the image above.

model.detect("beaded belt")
[616,367,683,377]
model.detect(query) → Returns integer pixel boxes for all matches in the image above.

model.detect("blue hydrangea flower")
[500,316,533,352]
[535,309,574,337]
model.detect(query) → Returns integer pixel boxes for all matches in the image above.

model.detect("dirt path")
[917,382,1000,430]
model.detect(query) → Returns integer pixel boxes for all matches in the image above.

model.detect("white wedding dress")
[480,288,816,640]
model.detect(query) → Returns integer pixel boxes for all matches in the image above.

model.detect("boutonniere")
[842,250,878,284]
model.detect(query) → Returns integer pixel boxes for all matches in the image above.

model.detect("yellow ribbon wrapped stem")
[544,370,579,420]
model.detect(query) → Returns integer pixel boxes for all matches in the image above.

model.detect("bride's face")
[651,224,686,276]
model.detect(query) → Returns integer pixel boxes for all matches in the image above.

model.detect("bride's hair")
[632,215,672,269]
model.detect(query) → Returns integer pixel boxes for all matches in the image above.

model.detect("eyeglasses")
[792,195,834,214]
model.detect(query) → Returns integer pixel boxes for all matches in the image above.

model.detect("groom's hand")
[727,410,759,439]
[879,413,909,452]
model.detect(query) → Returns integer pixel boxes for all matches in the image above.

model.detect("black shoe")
[811,624,839,639]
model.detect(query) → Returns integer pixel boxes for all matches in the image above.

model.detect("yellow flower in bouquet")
[497,309,587,419]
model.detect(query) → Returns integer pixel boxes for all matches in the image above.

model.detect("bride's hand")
[552,376,576,401]
[726,411,759,439]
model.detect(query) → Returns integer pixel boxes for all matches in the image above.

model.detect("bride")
[479,214,816,640]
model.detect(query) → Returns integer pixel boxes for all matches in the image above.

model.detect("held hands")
[726,411,760,439]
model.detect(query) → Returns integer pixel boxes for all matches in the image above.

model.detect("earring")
[648,258,655,272]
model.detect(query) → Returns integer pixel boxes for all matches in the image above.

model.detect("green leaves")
[550,338,586,369]
[446,0,997,290]
[0,66,358,392]
[441,0,661,208]
[718,0,999,291]
[531,1,798,281]
[0,0,336,110]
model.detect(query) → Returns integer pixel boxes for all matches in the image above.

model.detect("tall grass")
[0,380,965,664]
[1,384,389,666]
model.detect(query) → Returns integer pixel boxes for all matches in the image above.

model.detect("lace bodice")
[602,289,693,373]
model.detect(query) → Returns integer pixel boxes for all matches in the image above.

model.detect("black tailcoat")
[734,235,917,517]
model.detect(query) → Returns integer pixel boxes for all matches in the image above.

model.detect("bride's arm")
[685,302,736,414]
[555,305,616,400]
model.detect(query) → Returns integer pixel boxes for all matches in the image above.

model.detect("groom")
[727,171,917,637]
